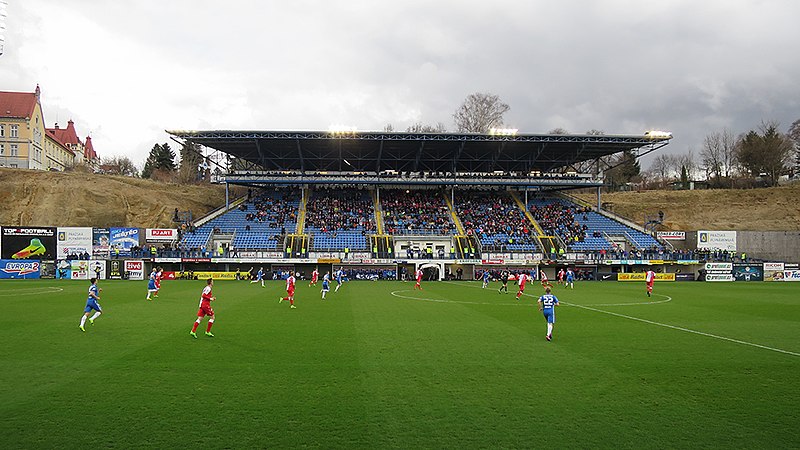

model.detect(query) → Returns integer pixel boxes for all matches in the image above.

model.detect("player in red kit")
[515,272,529,300]
[414,268,424,290]
[190,278,216,338]
[540,269,553,288]
[280,272,297,308]
[154,267,163,298]
[645,269,656,297]
[309,268,319,287]
[557,268,565,286]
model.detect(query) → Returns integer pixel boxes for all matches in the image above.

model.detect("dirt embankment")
[0,168,231,228]
[574,184,800,231]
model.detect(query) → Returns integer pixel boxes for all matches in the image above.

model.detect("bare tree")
[383,123,395,132]
[585,129,605,135]
[548,127,569,135]
[452,92,510,133]
[406,122,447,133]
[649,154,675,187]
[700,129,737,186]
[101,156,139,177]
[788,119,800,171]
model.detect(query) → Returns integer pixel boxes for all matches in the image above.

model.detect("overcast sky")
[2,0,799,170]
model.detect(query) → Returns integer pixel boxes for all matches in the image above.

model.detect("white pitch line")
[0,286,65,297]
[441,281,800,358]
[564,301,800,358]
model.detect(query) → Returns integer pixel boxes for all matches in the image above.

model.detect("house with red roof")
[1,85,98,171]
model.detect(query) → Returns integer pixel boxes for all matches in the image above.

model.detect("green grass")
[0,278,798,448]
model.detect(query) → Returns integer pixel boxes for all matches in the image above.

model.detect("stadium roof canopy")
[168,130,670,188]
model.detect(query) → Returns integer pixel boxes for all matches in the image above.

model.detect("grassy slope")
[575,184,800,231]
[0,279,797,448]
[0,168,229,228]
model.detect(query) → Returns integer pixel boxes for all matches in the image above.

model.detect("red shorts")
[197,304,214,317]
[518,285,526,292]
[647,281,654,288]
[287,288,295,297]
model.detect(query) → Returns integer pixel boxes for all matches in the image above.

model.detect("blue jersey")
[539,293,559,324]
[336,270,343,283]
[85,284,101,312]
[148,271,157,290]
[483,272,489,281]
[256,269,263,280]
[322,275,330,290]
[539,294,559,311]
[566,270,574,282]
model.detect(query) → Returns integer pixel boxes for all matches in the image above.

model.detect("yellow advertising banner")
[317,258,341,264]
[188,271,238,280]
[617,273,675,282]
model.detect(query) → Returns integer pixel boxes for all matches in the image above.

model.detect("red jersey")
[540,270,548,282]
[286,275,296,290]
[557,269,565,280]
[518,273,528,287]
[416,270,423,281]
[199,285,213,306]
[311,270,318,281]
[645,271,656,283]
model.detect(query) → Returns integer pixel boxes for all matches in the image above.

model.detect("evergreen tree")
[141,143,177,179]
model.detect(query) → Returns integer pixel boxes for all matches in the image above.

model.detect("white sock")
[547,323,553,336]
[90,312,101,321]
[80,315,87,327]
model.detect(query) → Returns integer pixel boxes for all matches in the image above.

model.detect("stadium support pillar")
[225,183,229,209]
[596,186,601,211]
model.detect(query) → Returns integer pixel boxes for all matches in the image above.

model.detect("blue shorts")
[84,299,102,313]
[148,281,156,290]
[543,310,555,324]
[566,277,573,283]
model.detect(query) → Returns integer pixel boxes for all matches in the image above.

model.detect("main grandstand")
[168,129,671,276]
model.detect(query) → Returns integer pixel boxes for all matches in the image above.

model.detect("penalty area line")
[564,301,800,358]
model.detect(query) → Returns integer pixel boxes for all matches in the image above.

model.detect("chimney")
[35,84,41,100]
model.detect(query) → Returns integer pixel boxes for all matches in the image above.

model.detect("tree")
[101,156,138,177]
[548,128,569,135]
[649,154,676,187]
[452,92,510,133]
[604,150,641,190]
[178,141,204,183]
[585,129,605,135]
[700,129,737,186]
[383,123,395,132]
[736,121,794,186]
[406,122,447,133]
[788,119,800,171]
[141,143,177,179]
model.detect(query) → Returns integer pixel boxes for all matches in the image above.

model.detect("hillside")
[575,184,800,231]
[0,168,231,228]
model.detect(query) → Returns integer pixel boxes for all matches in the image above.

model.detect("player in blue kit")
[146,267,158,301]
[482,270,490,289]
[79,278,103,332]
[334,268,345,293]
[250,267,265,287]
[565,268,575,289]
[537,287,560,341]
[321,272,331,299]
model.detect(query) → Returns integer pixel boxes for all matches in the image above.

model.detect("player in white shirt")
[645,270,656,297]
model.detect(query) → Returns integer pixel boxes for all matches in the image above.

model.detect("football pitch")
[0,278,798,448]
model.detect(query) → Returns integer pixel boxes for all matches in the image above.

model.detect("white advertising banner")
[69,260,91,280]
[146,229,178,242]
[697,231,737,251]
[706,273,734,282]
[657,231,686,240]
[125,260,145,280]
[763,262,785,272]
[705,262,733,272]
[775,270,800,282]
[57,227,93,258]
[90,260,107,280]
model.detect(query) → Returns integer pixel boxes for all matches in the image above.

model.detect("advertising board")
[56,227,93,258]
[1,227,57,260]
[697,231,736,251]
[0,259,41,279]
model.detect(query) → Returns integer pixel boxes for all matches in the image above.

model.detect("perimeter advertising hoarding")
[617,273,676,282]
[93,228,111,258]
[732,263,763,282]
[125,260,145,280]
[0,260,41,279]
[110,228,139,256]
[697,231,737,251]
[108,260,123,279]
[56,227,93,258]
[656,231,686,240]
[1,227,57,260]
[763,262,785,282]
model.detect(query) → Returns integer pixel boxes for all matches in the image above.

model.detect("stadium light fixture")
[328,125,358,135]
[488,128,518,136]
[644,130,672,139]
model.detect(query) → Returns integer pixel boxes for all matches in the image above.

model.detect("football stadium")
[1,129,799,448]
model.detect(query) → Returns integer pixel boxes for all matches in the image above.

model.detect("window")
[10,125,19,138]
[0,143,4,155]
[0,124,4,137]
[10,144,18,156]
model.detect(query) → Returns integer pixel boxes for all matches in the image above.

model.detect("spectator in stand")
[381,190,453,235]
